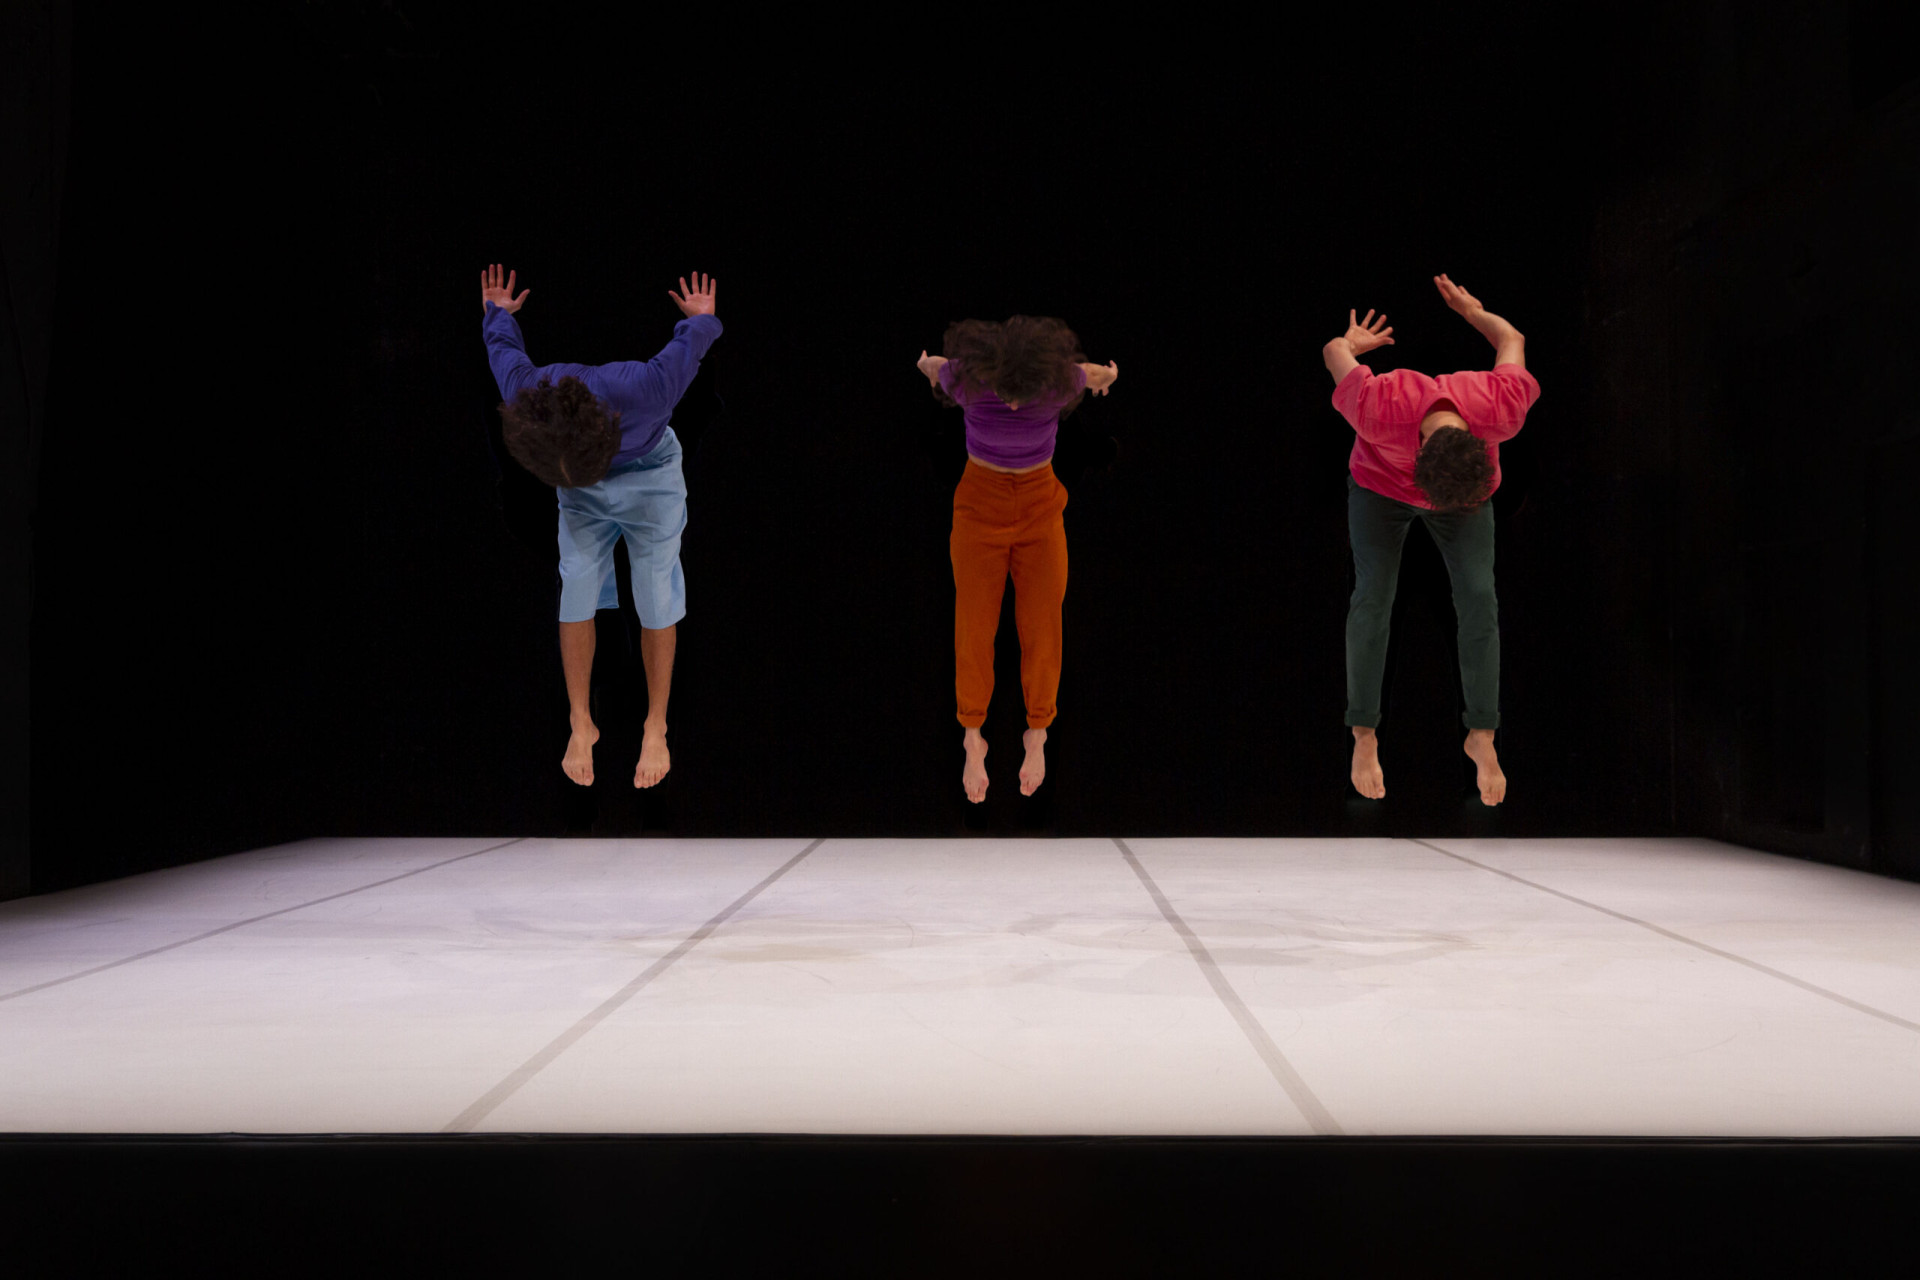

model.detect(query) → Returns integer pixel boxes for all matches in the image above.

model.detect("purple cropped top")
[938,360,1088,470]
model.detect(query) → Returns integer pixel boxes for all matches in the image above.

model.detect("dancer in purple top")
[916,318,1118,802]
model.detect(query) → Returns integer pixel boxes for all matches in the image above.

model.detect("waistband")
[963,457,1055,484]
[609,425,680,474]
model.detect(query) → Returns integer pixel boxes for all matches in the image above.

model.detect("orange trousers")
[950,459,1068,730]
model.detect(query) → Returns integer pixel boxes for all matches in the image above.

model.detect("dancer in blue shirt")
[480,264,721,788]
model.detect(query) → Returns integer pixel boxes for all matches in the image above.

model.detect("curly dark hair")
[499,376,622,489]
[937,315,1087,415]
[1413,426,1495,510]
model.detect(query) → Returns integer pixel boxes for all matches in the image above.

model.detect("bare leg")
[1019,727,1047,795]
[1463,729,1506,805]
[962,727,989,803]
[635,623,675,788]
[1351,726,1384,799]
[560,620,599,786]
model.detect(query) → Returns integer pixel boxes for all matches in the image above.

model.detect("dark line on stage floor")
[1112,838,1342,1136]
[1409,839,1920,1036]
[0,838,530,1005]
[443,837,828,1134]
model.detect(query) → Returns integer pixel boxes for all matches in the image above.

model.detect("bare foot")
[962,728,989,803]
[1464,729,1506,805]
[1020,728,1048,796]
[1350,727,1385,799]
[634,720,671,788]
[564,714,599,786]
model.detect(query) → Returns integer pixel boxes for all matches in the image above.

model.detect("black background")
[10,1,1920,892]
[6,1135,1918,1275]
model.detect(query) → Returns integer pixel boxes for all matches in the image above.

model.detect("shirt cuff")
[1331,363,1370,404]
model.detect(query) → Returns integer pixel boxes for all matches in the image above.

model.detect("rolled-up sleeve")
[1443,366,1541,442]
[1332,364,1400,444]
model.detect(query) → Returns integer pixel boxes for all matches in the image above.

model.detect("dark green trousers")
[1345,474,1500,730]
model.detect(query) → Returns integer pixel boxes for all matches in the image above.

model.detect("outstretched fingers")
[1343,308,1394,349]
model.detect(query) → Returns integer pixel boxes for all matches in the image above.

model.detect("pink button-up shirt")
[1332,363,1541,508]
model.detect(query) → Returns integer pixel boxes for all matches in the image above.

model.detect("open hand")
[668,272,717,318]
[1434,273,1484,317]
[481,263,530,314]
[1344,309,1395,355]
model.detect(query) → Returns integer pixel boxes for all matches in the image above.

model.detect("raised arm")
[1078,361,1119,396]
[1323,308,1395,385]
[916,350,949,389]
[480,263,539,398]
[596,272,723,408]
[1434,274,1525,371]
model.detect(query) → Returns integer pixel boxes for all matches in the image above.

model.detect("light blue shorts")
[555,427,687,628]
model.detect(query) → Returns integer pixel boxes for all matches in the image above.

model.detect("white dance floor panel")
[1,836,1916,1136]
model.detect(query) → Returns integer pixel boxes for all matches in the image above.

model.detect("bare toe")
[962,735,989,803]
[1464,734,1505,806]
[1350,745,1385,799]
[634,730,670,789]
[563,722,599,787]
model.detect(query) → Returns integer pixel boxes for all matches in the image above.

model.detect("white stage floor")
[1,837,1916,1136]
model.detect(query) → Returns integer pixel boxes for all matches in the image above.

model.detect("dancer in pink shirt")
[1323,274,1541,805]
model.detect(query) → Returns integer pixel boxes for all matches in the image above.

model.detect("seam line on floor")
[1409,839,1920,1035]
[1113,838,1343,1135]
[442,837,827,1134]
[0,838,529,1005]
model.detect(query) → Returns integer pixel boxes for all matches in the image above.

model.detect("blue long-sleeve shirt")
[482,302,724,466]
